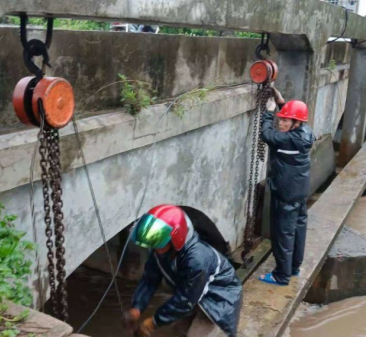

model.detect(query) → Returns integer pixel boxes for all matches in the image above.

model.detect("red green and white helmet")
[132,204,188,251]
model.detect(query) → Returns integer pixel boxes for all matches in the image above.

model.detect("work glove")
[266,97,277,112]
[134,317,156,337]
[269,82,286,105]
[122,308,141,330]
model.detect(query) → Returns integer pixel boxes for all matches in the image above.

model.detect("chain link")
[38,108,68,321]
[243,83,273,258]
[49,129,68,321]
[39,129,59,317]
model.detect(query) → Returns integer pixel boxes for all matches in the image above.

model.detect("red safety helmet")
[132,204,188,251]
[276,100,308,122]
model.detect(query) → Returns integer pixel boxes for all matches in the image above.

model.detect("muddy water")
[65,266,193,337]
[287,296,366,337]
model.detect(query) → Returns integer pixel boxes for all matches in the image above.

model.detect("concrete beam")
[2,0,366,50]
[225,144,366,337]
[339,44,366,166]
[275,50,318,125]
[0,85,255,193]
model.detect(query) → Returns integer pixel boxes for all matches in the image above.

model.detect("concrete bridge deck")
[2,0,366,50]
[219,144,366,337]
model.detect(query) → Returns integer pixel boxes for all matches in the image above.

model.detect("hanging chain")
[39,129,59,317]
[38,116,68,321]
[49,128,68,321]
[243,83,273,259]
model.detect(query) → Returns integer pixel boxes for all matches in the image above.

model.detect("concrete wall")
[0,27,263,132]
[313,66,349,139]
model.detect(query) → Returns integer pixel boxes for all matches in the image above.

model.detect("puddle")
[286,296,366,337]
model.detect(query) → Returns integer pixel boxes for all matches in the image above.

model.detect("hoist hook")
[20,14,54,80]
[255,33,271,60]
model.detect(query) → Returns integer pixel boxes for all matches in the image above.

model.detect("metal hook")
[255,33,271,60]
[19,14,54,80]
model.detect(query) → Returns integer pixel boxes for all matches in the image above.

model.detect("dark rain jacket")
[132,232,242,337]
[261,111,315,203]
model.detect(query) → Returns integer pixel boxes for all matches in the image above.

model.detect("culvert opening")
[46,206,230,337]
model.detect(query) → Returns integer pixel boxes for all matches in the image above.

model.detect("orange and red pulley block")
[250,59,278,84]
[12,15,75,129]
[249,33,279,84]
[13,76,75,128]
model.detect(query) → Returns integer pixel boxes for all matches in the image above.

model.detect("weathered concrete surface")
[218,144,366,337]
[0,85,256,193]
[305,196,366,304]
[314,66,349,139]
[345,195,366,235]
[3,301,81,337]
[339,44,366,167]
[0,26,349,136]
[2,0,366,49]
[309,134,336,196]
[305,226,366,304]
[275,51,317,125]
[274,45,349,128]
[0,27,264,131]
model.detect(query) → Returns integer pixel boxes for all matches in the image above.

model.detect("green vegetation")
[159,27,260,38]
[4,16,110,31]
[119,75,157,115]
[4,16,260,38]
[326,59,337,71]
[172,86,212,119]
[0,203,34,306]
[0,203,35,337]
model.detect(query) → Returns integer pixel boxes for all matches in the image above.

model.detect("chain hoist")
[13,15,75,321]
[242,33,278,264]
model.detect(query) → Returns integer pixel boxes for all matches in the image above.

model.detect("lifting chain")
[242,83,273,263]
[38,102,68,321]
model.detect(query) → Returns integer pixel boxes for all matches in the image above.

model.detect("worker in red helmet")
[258,87,315,286]
[123,204,242,337]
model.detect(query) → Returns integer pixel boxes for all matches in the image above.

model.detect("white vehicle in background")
[110,23,159,33]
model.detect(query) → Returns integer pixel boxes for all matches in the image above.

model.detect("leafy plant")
[118,74,157,115]
[0,203,34,307]
[4,16,110,31]
[159,27,261,38]
[2,16,261,38]
[172,86,212,119]
[326,59,337,71]
[0,303,30,337]
[0,203,35,337]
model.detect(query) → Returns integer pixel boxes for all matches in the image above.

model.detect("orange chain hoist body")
[13,76,75,128]
[249,59,278,84]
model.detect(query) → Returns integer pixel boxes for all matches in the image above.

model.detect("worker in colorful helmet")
[123,204,242,337]
[258,87,315,286]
